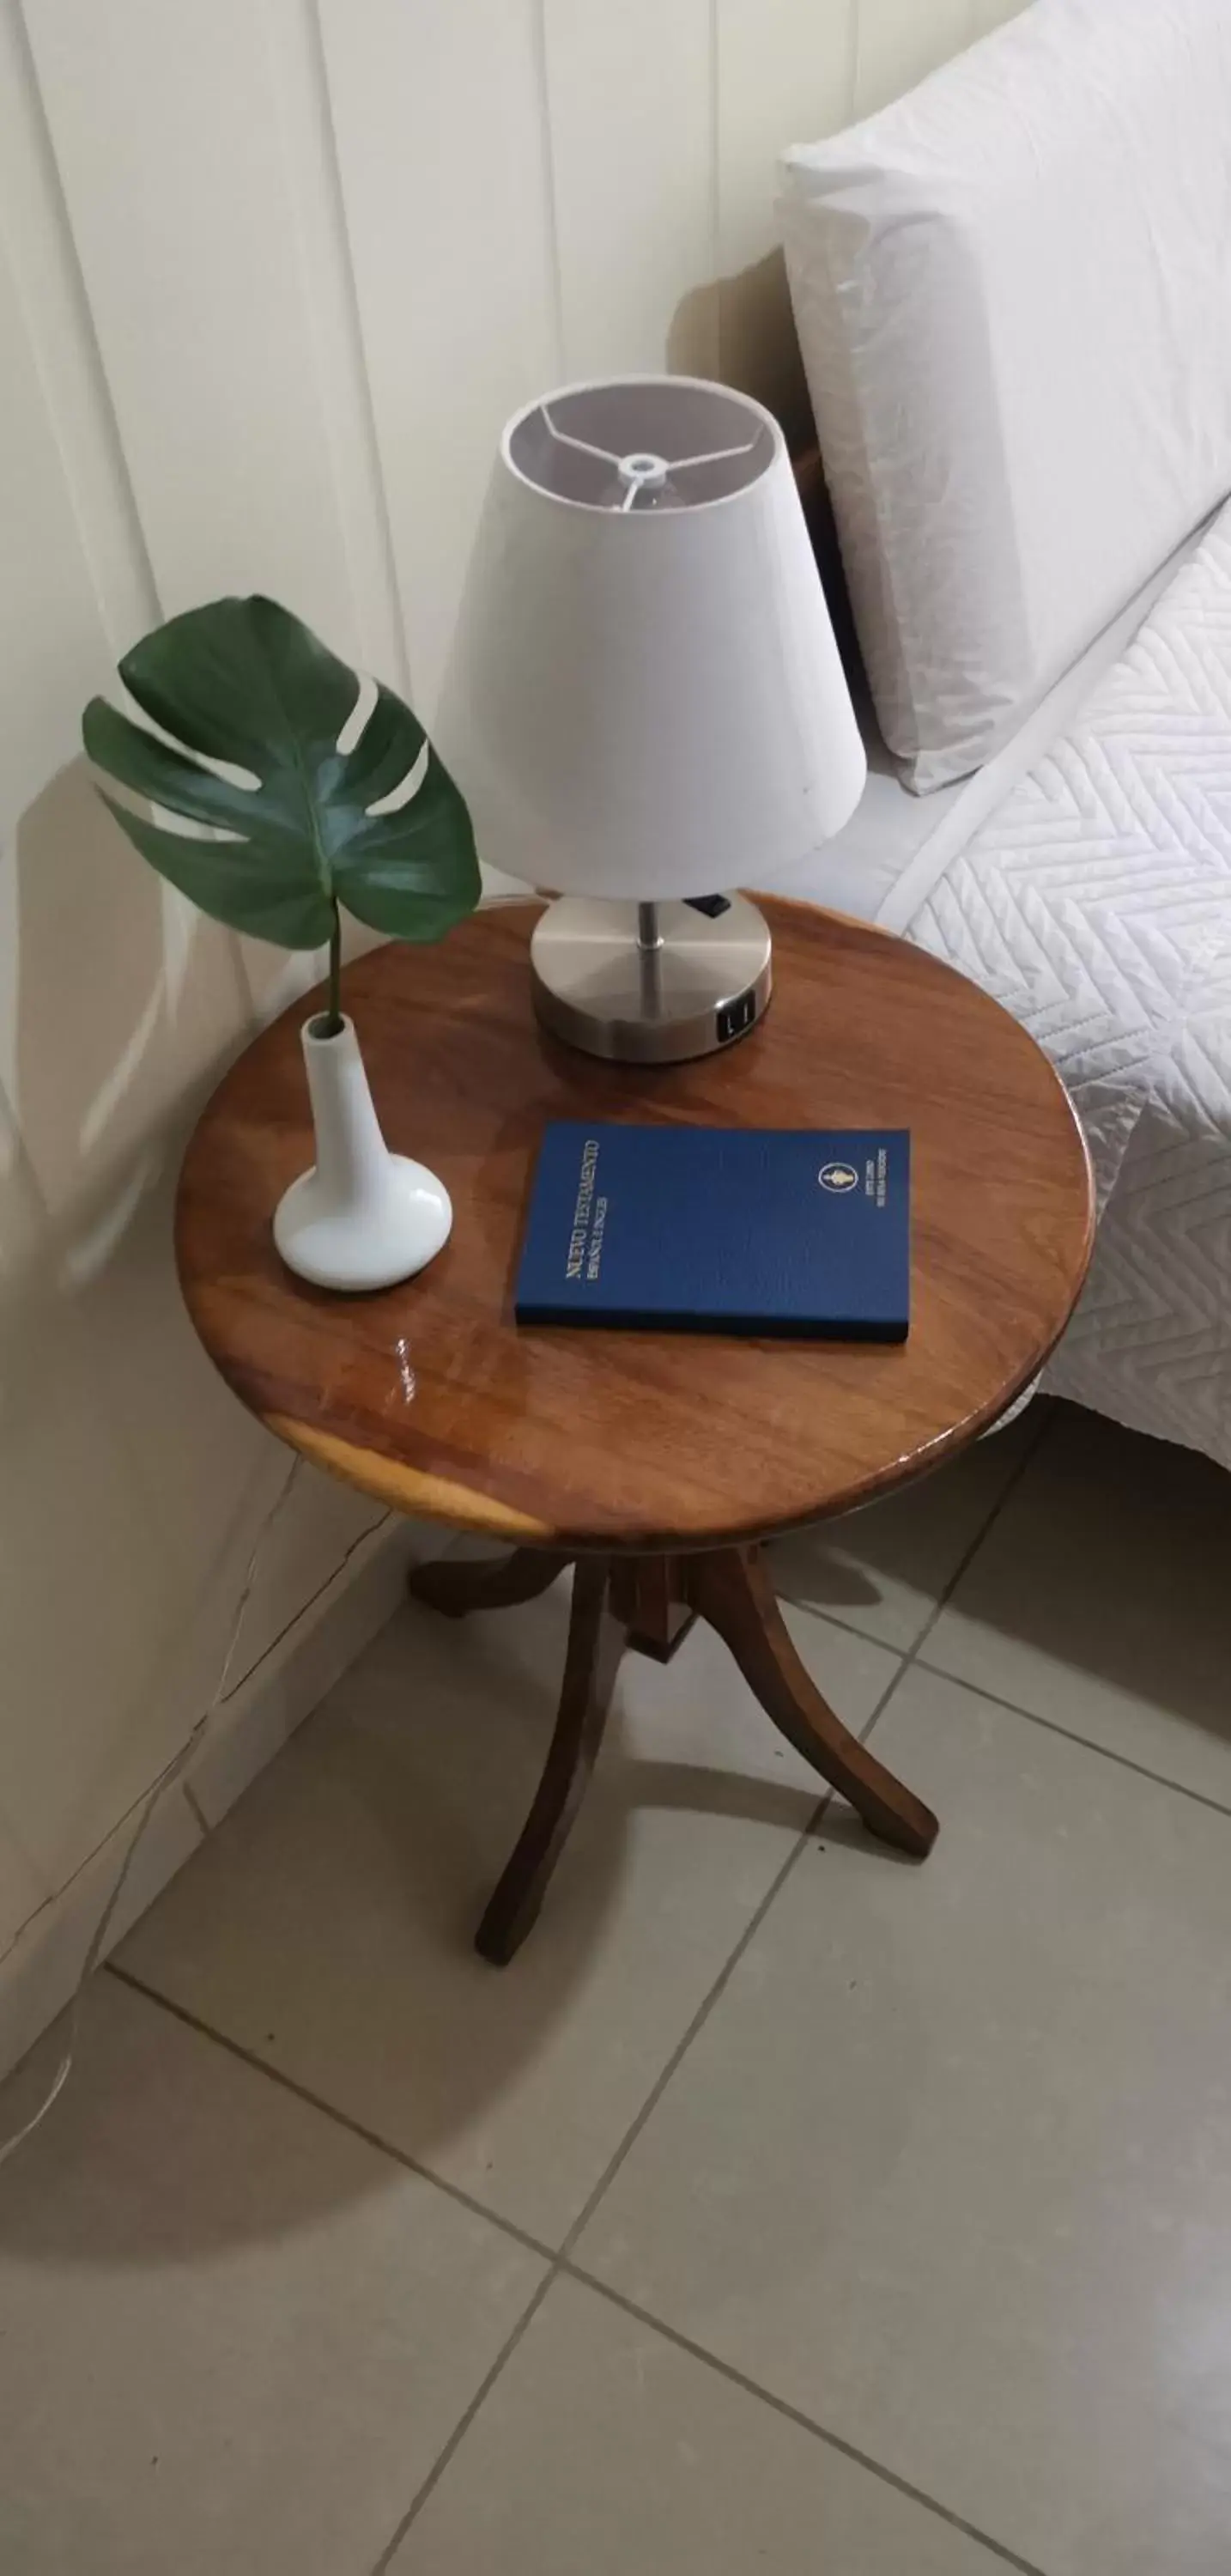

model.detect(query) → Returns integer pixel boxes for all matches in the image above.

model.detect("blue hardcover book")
[514,1122,909,1340]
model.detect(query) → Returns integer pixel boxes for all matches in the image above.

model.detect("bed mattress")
[886,499,1231,1470]
[778,519,1212,933]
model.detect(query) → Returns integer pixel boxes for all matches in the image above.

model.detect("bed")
[773,0,1231,1475]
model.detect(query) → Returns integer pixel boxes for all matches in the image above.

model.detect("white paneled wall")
[0,0,1022,2046]
[318,0,563,711]
[543,0,715,381]
[855,0,976,110]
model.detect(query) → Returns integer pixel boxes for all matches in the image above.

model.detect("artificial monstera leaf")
[82,593,481,954]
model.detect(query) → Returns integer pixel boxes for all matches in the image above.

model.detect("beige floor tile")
[924,1404,1231,1802]
[119,1582,898,2245]
[0,1975,543,2576]
[389,2273,1007,2574]
[769,1402,1040,1651]
[578,1666,1231,2576]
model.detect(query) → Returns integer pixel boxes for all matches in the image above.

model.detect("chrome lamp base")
[530,895,772,1065]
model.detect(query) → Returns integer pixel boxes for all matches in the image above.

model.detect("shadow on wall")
[668,256,863,695]
[668,247,814,458]
[0,756,298,1911]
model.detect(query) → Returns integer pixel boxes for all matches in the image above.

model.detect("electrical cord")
[0,1452,304,2170]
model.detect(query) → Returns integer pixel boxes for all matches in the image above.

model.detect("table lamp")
[440,376,866,1063]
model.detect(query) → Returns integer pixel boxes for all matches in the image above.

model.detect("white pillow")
[779,0,1231,791]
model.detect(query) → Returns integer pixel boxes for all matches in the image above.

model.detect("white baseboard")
[0,1510,449,2084]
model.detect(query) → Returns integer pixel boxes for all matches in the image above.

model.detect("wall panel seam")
[301,0,411,688]
[7,0,160,645]
[531,0,567,380]
[707,0,721,369]
[845,0,861,114]
[264,0,412,690]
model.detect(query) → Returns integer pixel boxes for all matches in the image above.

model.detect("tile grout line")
[104,1961,558,2267]
[119,1404,1059,2572]
[892,1400,1058,1669]
[832,1400,1058,1772]
[367,2268,559,2576]
[556,1797,835,2263]
[557,2267,1054,2576]
[773,1401,1057,1674]
[476,1410,1062,2574]
[913,1655,1231,1823]
[772,1595,933,1653]
[356,1667,921,2561]
[104,1499,957,2306]
[109,1803,840,2568]
[102,1970,577,2571]
[847,1391,1231,1826]
[358,1808,836,2568]
[543,1421,1059,2273]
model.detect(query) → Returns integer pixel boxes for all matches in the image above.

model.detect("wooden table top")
[177,897,1095,1552]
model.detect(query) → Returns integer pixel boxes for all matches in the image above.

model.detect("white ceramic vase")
[273,1012,452,1292]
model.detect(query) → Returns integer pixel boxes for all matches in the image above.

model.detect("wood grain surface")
[176,898,1095,1550]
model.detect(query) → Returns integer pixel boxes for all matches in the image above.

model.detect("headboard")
[779,0,1231,788]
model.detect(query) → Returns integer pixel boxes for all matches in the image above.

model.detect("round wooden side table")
[177,898,1094,1961]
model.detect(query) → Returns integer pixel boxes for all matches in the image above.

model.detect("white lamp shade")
[438,377,866,902]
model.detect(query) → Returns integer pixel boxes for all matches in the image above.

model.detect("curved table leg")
[409,1546,572,1619]
[688,1547,938,1857]
[476,1558,625,1964]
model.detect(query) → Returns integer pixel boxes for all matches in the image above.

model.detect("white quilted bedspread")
[907,501,1231,1470]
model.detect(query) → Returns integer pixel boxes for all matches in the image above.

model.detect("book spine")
[514,1303,907,1343]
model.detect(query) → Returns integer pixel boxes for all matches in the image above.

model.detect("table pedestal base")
[409,1546,939,1964]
